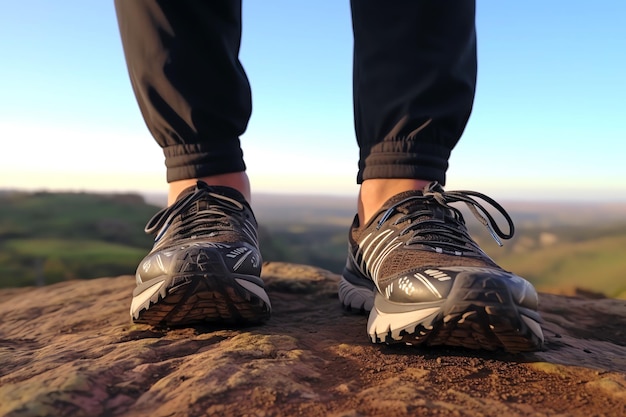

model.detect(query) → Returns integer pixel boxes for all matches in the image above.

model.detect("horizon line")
[2,186,626,206]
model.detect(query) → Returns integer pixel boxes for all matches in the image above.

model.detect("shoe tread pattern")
[134,247,270,327]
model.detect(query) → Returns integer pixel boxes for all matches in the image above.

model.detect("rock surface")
[1,262,625,417]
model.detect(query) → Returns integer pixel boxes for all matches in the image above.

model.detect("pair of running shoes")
[130,181,543,353]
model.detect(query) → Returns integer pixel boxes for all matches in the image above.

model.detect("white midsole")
[367,306,441,342]
[235,278,272,308]
[130,281,166,317]
[521,314,544,343]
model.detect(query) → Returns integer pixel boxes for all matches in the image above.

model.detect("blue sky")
[1,1,624,201]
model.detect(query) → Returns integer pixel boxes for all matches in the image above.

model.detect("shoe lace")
[145,184,246,243]
[376,182,515,255]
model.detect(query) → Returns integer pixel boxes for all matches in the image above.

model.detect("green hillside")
[0,191,158,287]
[491,230,626,299]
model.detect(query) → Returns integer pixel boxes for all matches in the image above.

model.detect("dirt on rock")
[1,262,625,417]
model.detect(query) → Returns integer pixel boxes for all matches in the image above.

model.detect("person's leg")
[341,0,543,353]
[115,0,270,326]
[115,0,252,204]
[351,0,477,224]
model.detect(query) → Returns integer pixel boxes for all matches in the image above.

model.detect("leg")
[351,0,477,224]
[115,0,252,203]
[341,0,543,353]
[115,0,270,326]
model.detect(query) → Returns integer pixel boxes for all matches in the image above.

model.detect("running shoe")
[339,182,543,352]
[130,181,271,326]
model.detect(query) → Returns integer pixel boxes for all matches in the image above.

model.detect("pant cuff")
[163,143,246,182]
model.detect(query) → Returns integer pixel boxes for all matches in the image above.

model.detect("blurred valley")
[1,190,625,299]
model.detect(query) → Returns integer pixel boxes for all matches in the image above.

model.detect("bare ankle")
[168,172,251,205]
[358,178,432,225]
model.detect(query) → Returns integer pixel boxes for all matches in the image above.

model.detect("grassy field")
[0,191,157,287]
[2,238,147,285]
[495,234,626,298]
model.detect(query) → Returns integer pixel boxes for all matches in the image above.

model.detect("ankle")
[358,178,432,225]
[168,172,251,205]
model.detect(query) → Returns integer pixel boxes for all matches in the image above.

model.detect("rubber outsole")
[338,276,375,313]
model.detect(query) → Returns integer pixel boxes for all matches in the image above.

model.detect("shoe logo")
[398,276,415,296]
[227,246,259,270]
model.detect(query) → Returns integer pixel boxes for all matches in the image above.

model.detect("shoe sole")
[130,247,271,327]
[338,276,375,312]
[340,274,544,353]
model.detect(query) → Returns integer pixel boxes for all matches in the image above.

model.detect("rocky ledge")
[1,263,625,417]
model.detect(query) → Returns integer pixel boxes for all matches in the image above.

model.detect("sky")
[0,1,625,202]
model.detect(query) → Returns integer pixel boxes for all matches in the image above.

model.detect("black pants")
[114,0,477,185]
